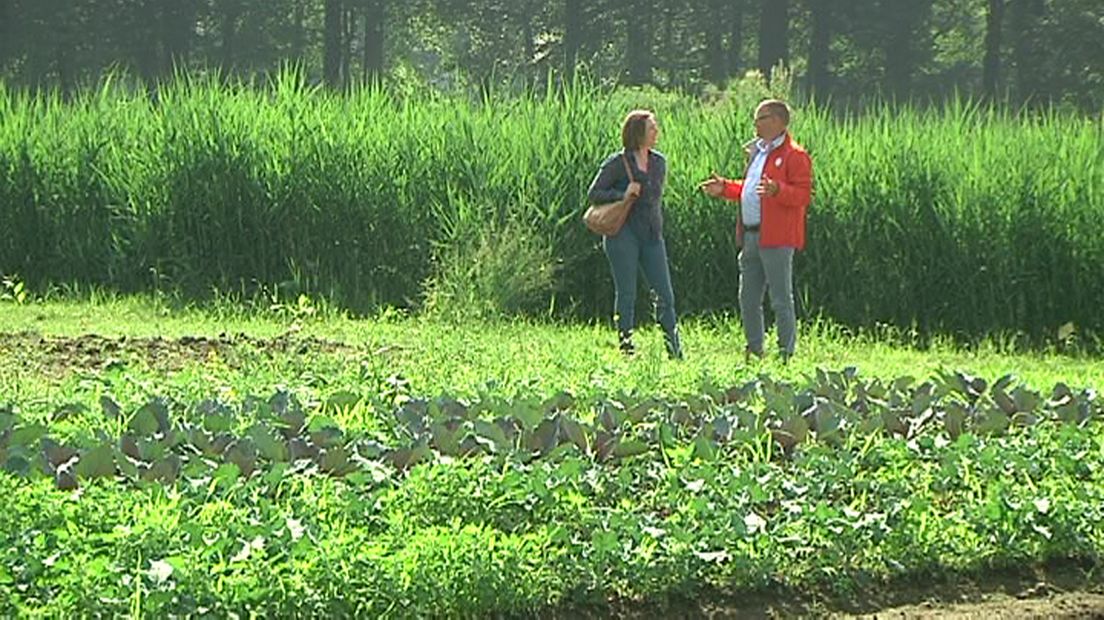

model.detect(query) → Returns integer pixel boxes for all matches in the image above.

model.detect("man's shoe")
[744,347,764,364]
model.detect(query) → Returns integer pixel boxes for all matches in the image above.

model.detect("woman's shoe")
[618,330,635,356]
[664,326,683,360]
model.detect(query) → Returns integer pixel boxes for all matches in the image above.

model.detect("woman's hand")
[624,181,642,200]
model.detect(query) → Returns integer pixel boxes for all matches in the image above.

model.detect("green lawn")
[1,296,1100,422]
[1,296,1102,617]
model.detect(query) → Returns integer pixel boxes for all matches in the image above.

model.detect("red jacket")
[721,132,812,250]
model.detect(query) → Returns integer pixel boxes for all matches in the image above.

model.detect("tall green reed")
[0,73,1100,341]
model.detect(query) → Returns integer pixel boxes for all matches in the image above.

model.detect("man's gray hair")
[758,99,791,125]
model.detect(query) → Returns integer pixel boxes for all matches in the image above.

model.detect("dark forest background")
[1,0,1102,108]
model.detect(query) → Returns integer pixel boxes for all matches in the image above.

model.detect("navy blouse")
[587,149,667,239]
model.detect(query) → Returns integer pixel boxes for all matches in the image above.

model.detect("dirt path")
[578,561,1104,619]
[0,330,353,377]
[854,591,1104,619]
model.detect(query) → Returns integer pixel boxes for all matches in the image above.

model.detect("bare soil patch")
[0,330,354,377]
[571,561,1104,619]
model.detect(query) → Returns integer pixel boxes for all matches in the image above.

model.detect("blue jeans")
[603,226,677,334]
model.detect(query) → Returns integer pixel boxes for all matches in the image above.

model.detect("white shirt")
[740,133,786,227]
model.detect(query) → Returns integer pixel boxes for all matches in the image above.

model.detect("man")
[699,99,812,362]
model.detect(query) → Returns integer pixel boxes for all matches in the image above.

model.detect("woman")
[587,110,682,359]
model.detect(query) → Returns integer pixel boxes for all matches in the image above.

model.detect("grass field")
[1,295,1103,616]
[1,295,1101,415]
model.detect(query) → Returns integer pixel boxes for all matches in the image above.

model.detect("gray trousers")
[738,232,796,355]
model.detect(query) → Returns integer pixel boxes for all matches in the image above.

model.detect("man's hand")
[756,175,779,197]
[624,181,642,200]
[698,172,725,198]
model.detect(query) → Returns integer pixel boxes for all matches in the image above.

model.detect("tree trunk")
[1010,0,1044,102]
[344,5,355,83]
[134,0,161,84]
[521,10,534,73]
[625,0,653,85]
[728,3,744,78]
[363,0,385,80]
[220,0,241,76]
[324,0,344,89]
[291,0,306,63]
[882,0,932,100]
[0,0,11,67]
[161,0,196,75]
[705,0,727,86]
[882,20,909,98]
[564,0,582,80]
[758,0,789,82]
[982,0,1004,99]
[807,0,832,99]
[661,2,671,87]
[54,0,75,93]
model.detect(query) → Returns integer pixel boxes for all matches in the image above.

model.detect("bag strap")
[621,152,635,184]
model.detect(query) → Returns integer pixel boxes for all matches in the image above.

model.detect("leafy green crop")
[2,368,1098,493]
[1,301,1102,616]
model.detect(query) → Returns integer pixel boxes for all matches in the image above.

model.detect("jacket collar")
[746,131,791,156]
[743,132,792,172]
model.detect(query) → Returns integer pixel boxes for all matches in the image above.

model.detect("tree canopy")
[1,0,1101,109]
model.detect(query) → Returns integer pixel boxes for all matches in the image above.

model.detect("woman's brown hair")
[621,109,654,150]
